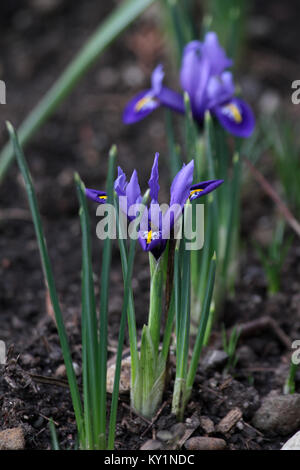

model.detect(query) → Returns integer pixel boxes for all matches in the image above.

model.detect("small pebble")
[199,416,215,435]
[140,439,163,450]
[185,437,226,451]
[0,427,25,450]
[156,430,173,442]
[21,353,34,366]
[253,392,300,435]
[55,364,66,377]
[201,350,228,372]
[106,356,131,394]
[170,423,186,440]
[72,362,81,376]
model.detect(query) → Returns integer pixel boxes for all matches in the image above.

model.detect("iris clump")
[123,32,255,138]
[86,153,223,419]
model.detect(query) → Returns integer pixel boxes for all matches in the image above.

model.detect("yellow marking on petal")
[189,188,204,198]
[225,103,242,123]
[135,96,155,112]
[147,230,152,245]
[99,195,107,200]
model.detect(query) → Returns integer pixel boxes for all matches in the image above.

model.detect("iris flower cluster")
[86,153,223,258]
[123,32,255,138]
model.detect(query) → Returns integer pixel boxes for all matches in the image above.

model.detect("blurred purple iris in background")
[85,153,223,259]
[123,32,255,138]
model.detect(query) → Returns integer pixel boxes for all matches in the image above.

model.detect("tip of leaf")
[204,111,211,123]
[203,14,212,28]
[109,144,117,159]
[74,172,80,183]
[6,121,14,135]
[142,188,150,204]
[183,91,190,104]
[208,192,214,203]
[212,251,217,261]
[233,152,240,164]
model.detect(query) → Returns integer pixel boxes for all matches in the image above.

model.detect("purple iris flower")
[85,153,223,259]
[123,32,254,138]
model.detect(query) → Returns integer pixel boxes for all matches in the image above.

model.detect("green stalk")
[148,253,165,355]
[75,173,99,449]
[205,112,219,248]
[7,122,84,443]
[0,0,154,183]
[172,223,191,420]
[184,92,199,165]
[98,146,117,449]
[192,195,213,323]
[108,189,149,440]
[160,289,175,363]
[184,254,216,407]
[284,361,298,395]
[221,152,241,278]
[132,242,175,419]
[108,232,138,449]
[162,0,193,63]
[114,196,139,387]
[49,420,60,451]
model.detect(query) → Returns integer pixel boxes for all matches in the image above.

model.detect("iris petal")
[114,166,127,197]
[126,169,142,207]
[202,32,233,75]
[123,90,160,124]
[213,98,255,138]
[180,40,203,98]
[189,179,224,200]
[151,64,164,95]
[148,152,160,202]
[206,71,235,109]
[158,87,185,114]
[85,188,107,204]
[170,160,194,208]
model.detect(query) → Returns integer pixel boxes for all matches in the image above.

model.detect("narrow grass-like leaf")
[108,232,138,449]
[160,289,175,363]
[284,361,298,395]
[148,253,165,355]
[75,173,99,449]
[204,112,219,255]
[162,0,193,62]
[222,152,241,277]
[185,253,216,405]
[7,122,84,443]
[49,420,60,451]
[114,197,139,386]
[193,195,214,321]
[184,93,197,148]
[172,208,192,419]
[98,145,117,449]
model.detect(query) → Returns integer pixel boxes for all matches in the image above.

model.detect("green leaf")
[49,420,60,451]
[108,224,139,450]
[75,173,99,449]
[7,122,84,443]
[148,252,166,355]
[184,253,216,405]
[98,145,117,449]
